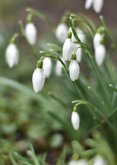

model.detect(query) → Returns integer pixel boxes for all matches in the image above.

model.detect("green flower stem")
[26,8,54,30]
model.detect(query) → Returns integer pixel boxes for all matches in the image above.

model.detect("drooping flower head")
[71,111,80,130]
[43,57,52,78]
[85,0,104,13]
[25,22,37,45]
[5,43,19,68]
[32,60,45,93]
[69,54,80,81]
[55,23,68,43]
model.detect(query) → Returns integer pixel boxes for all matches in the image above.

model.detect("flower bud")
[71,111,80,130]
[93,0,104,13]
[5,43,19,68]
[95,44,106,66]
[55,23,68,43]
[94,155,107,165]
[25,23,37,45]
[43,57,52,78]
[32,68,45,93]
[69,60,80,81]
[85,0,94,9]
[63,38,74,61]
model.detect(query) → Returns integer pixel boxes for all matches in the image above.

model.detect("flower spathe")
[68,159,88,165]
[71,111,80,130]
[63,38,74,61]
[25,22,37,45]
[55,23,68,43]
[5,43,19,68]
[32,68,45,93]
[94,155,107,165]
[69,60,80,81]
[43,57,52,78]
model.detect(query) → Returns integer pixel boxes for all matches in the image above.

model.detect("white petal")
[95,44,106,66]
[93,0,104,13]
[55,60,63,76]
[55,23,68,43]
[93,33,102,49]
[32,68,45,93]
[71,112,80,130]
[85,0,94,9]
[63,38,74,61]
[94,155,107,165]
[43,57,52,78]
[69,60,80,81]
[25,23,37,45]
[5,43,19,68]
[75,45,82,62]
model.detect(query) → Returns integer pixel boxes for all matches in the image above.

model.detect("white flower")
[68,159,88,165]
[85,0,94,9]
[25,23,37,45]
[5,43,19,68]
[43,57,52,78]
[85,0,104,13]
[94,155,107,165]
[93,0,104,13]
[69,60,80,81]
[95,44,106,66]
[55,60,62,76]
[93,33,102,49]
[32,68,45,93]
[55,23,68,43]
[75,45,82,62]
[63,38,75,61]
[55,58,65,76]
[71,112,80,130]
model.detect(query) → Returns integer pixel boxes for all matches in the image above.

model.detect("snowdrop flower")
[68,159,88,165]
[55,57,65,76]
[63,37,75,61]
[93,33,102,49]
[69,55,80,81]
[93,0,104,13]
[55,23,68,43]
[85,0,104,13]
[94,155,107,165]
[32,67,45,93]
[85,0,94,9]
[71,111,80,130]
[95,44,106,66]
[5,43,19,68]
[75,45,82,62]
[25,22,37,45]
[43,57,52,78]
